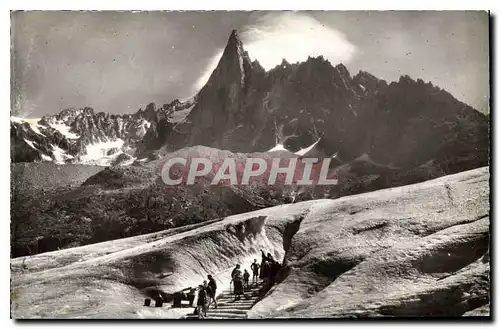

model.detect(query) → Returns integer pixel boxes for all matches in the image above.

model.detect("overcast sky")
[11,11,489,118]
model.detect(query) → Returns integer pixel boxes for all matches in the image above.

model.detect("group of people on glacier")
[193,249,282,319]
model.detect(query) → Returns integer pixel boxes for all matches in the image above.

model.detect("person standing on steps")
[261,259,271,287]
[259,250,273,280]
[251,259,260,286]
[204,280,213,309]
[231,264,244,299]
[243,269,250,289]
[259,250,271,286]
[259,250,267,280]
[231,264,239,280]
[270,259,281,286]
[196,283,208,319]
[207,274,218,309]
[266,252,282,286]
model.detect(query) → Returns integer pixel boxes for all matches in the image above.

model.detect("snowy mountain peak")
[11,99,195,166]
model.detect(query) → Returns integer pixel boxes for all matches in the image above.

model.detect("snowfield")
[51,144,74,164]
[48,120,80,139]
[79,139,127,166]
[12,116,48,140]
[10,167,489,318]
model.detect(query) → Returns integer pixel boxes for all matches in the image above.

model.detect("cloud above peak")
[242,12,356,69]
[194,12,357,91]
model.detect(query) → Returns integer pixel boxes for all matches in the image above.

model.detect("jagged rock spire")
[200,29,251,90]
[224,29,242,52]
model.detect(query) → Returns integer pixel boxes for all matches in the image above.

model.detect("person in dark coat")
[243,269,250,288]
[207,275,218,309]
[231,264,244,298]
[261,260,271,286]
[259,250,267,279]
[270,260,281,285]
[231,264,239,278]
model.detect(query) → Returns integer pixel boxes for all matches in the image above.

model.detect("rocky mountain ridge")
[11,99,195,165]
[148,30,489,177]
[12,30,489,177]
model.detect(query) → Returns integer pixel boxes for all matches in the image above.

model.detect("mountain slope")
[10,149,268,258]
[11,144,334,258]
[10,135,488,260]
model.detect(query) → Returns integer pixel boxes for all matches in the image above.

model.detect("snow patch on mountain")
[52,145,74,164]
[11,116,23,124]
[23,139,38,150]
[119,156,137,166]
[237,43,246,86]
[267,144,288,152]
[79,139,127,166]
[140,120,151,135]
[295,139,321,156]
[11,117,41,125]
[29,124,45,137]
[41,154,53,162]
[12,117,46,137]
[48,121,80,139]
[266,140,323,156]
